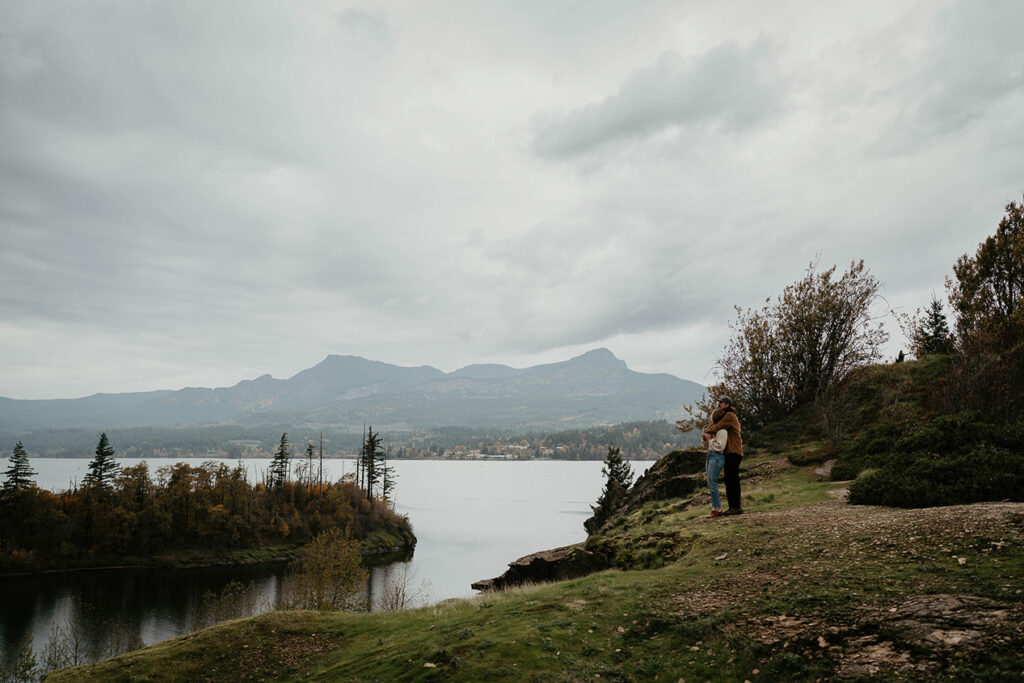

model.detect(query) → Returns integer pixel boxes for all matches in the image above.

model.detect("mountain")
[0,349,705,432]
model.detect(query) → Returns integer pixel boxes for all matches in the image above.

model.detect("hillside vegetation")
[47,436,1024,681]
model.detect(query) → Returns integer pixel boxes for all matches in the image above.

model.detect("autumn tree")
[675,381,732,435]
[717,260,887,428]
[2,441,36,492]
[83,433,120,493]
[945,194,1024,419]
[280,528,368,611]
[947,194,1024,352]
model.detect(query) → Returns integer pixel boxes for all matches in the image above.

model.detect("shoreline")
[0,541,416,579]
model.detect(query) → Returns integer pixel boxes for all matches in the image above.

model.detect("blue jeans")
[705,450,725,510]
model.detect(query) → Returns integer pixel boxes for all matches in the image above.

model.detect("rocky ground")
[668,474,1024,679]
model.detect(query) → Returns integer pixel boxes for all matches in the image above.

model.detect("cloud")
[532,40,784,159]
[1,1,1023,399]
[871,0,1024,154]
[338,7,390,46]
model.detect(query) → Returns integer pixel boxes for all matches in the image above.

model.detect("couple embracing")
[702,396,743,518]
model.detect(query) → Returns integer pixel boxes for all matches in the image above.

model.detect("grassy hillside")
[49,447,1024,680]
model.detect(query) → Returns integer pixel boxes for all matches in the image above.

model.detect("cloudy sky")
[2,0,1022,399]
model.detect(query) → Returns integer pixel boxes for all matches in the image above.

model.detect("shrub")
[787,447,832,466]
[279,528,368,611]
[848,448,1024,507]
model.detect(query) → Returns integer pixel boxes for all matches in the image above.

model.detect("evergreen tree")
[269,433,290,490]
[911,295,955,356]
[2,441,36,492]
[587,445,634,533]
[83,433,120,492]
[361,427,382,498]
[380,444,397,503]
[600,445,634,495]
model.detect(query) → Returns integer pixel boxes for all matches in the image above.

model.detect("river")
[0,457,653,670]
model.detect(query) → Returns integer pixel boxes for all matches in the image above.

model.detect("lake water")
[0,457,652,670]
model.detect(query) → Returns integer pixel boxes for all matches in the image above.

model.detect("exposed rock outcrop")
[584,449,705,534]
[470,544,608,591]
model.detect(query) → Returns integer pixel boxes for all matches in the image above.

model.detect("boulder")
[471,543,608,591]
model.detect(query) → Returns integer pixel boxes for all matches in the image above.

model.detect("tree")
[601,445,634,493]
[268,433,290,490]
[945,194,1024,420]
[280,528,368,611]
[947,193,1024,352]
[379,444,397,503]
[718,260,887,428]
[675,381,732,435]
[907,295,955,356]
[361,427,382,498]
[2,441,36,492]
[586,445,634,533]
[305,442,315,492]
[83,433,120,492]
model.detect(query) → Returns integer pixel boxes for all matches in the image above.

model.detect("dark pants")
[724,452,742,510]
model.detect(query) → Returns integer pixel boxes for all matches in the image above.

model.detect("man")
[703,396,743,515]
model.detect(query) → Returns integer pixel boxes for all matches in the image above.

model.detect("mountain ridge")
[0,349,705,432]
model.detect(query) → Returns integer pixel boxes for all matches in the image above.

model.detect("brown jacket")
[706,408,743,457]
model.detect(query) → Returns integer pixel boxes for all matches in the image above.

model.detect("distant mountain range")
[0,349,705,432]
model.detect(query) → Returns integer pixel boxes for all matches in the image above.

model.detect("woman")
[703,397,743,516]
[703,407,727,518]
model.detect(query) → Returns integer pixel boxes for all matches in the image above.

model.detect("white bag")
[708,428,728,453]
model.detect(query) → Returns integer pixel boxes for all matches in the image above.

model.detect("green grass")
[50,455,1024,681]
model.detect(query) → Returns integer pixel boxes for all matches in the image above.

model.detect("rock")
[471,543,608,591]
[585,449,704,533]
[814,459,837,479]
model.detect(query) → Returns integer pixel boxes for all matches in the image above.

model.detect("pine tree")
[380,444,397,503]
[600,445,634,496]
[587,445,634,533]
[269,433,290,490]
[83,433,120,492]
[2,441,36,492]
[911,295,955,356]
[361,427,382,498]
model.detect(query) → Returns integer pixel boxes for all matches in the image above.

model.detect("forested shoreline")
[1,419,698,463]
[0,433,414,575]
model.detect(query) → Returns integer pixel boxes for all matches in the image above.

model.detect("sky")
[2,0,1023,400]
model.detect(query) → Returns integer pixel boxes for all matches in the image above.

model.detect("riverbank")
[49,449,1024,680]
[0,527,416,578]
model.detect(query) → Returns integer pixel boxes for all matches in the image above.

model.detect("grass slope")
[51,450,1024,681]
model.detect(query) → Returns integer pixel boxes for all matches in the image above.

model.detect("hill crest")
[0,349,704,432]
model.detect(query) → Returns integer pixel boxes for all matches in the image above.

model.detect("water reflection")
[1,459,651,674]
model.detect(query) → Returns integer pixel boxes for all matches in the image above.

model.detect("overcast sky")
[2,0,1023,400]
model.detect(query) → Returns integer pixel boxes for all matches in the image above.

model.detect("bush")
[280,528,368,611]
[848,448,1024,507]
[787,447,832,466]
